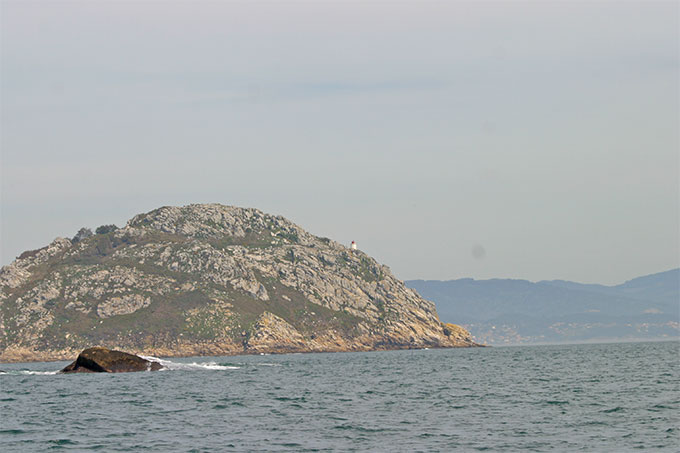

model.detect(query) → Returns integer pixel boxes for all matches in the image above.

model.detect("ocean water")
[1,341,678,452]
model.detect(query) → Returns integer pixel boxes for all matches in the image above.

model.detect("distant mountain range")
[406,269,679,345]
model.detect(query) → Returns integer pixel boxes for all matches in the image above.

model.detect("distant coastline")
[407,269,680,346]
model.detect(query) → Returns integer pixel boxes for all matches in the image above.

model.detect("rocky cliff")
[0,204,477,362]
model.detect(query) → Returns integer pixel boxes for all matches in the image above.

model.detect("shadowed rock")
[61,347,163,373]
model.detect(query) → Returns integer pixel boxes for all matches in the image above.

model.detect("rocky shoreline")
[1,333,479,364]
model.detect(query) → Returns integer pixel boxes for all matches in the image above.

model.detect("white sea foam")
[138,356,239,371]
[18,370,59,375]
[1,359,239,375]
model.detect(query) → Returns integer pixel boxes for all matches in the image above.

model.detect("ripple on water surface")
[0,341,678,451]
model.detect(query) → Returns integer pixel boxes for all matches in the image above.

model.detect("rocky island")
[0,204,478,362]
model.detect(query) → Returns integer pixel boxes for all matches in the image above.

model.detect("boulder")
[61,347,163,373]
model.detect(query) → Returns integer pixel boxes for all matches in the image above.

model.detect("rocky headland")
[0,204,478,362]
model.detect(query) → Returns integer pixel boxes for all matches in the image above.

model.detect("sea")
[1,341,678,452]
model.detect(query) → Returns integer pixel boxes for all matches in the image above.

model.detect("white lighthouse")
[350,241,357,251]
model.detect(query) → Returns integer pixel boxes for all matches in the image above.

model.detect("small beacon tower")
[350,241,357,251]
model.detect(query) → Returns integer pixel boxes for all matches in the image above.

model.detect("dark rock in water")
[61,347,163,373]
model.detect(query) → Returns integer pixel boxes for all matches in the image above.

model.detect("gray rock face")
[0,238,72,288]
[0,204,477,363]
[97,294,151,318]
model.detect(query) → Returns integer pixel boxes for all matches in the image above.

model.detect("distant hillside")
[406,269,679,345]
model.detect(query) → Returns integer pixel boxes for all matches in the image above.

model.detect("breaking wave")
[0,370,60,376]
[138,356,240,371]
[0,359,240,376]
[20,370,60,375]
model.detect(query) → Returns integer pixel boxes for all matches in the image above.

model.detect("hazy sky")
[1,1,678,285]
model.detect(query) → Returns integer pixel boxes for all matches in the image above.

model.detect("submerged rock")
[60,347,163,373]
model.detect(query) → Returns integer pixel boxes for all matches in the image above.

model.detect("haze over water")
[1,341,678,451]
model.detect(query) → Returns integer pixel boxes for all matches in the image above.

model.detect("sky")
[1,1,678,285]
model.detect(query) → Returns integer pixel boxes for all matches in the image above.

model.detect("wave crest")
[138,356,240,371]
